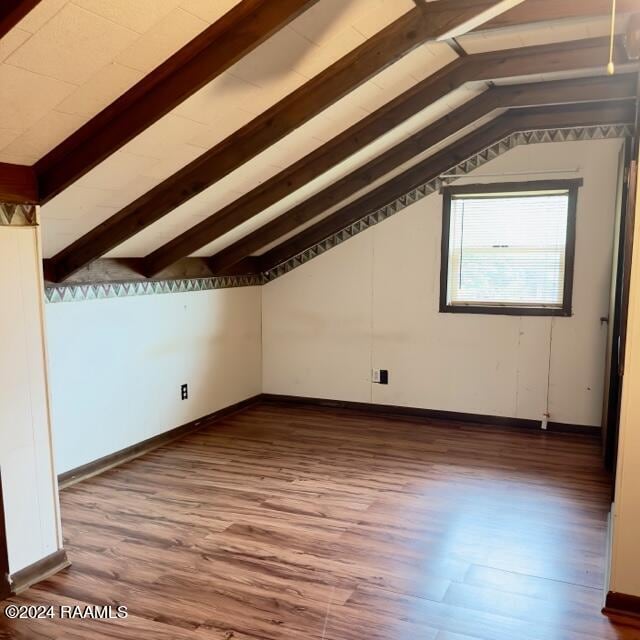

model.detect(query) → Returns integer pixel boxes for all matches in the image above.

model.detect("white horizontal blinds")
[447,190,570,307]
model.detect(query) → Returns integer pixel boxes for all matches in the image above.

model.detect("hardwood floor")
[2,402,640,639]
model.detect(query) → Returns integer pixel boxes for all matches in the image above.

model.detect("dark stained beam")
[35,0,319,203]
[43,257,211,285]
[208,74,638,275]
[42,256,262,285]
[0,163,38,204]
[145,36,625,276]
[482,0,639,30]
[0,0,42,39]
[446,38,468,56]
[44,0,522,283]
[259,100,636,272]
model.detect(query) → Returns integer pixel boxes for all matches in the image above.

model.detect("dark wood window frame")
[439,179,583,317]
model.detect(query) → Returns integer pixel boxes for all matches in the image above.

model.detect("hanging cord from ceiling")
[608,0,618,75]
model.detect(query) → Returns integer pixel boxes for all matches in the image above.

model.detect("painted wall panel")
[263,139,621,426]
[263,233,373,402]
[0,226,61,574]
[45,286,262,474]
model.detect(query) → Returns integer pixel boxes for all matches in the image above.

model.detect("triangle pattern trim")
[44,125,632,298]
[262,124,632,283]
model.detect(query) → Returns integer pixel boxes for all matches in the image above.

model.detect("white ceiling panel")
[55,63,144,117]
[0,0,240,164]
[113,8,207,73]
[0,27,31,62]
[0,63,77,152]
[5,4,139,85]
[73,0,186,33]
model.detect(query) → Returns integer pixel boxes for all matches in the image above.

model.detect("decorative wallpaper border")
[44,124,631,303]
[263,124,632,282]
[45,274,264,304]
[0,203,38,226]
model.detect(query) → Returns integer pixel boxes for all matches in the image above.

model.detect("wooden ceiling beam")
[41,255,263,285]
[0,0,42,40]
[258,100,636,273]
[43,0,524,283]
[142,36,625,276]
[0,163,38,204]
[208,73,637,275]
[481,0,639,31]
[43,257,213,285]
[34,0,319,204]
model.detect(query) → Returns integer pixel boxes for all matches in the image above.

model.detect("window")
[440,180,581,316]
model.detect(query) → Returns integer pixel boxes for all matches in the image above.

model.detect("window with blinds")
[440,180,580,316]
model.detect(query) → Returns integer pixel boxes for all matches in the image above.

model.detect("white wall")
[263,138,622,426]
[0,226,62,574]
[45,286,262,474]
[41,138,622,481]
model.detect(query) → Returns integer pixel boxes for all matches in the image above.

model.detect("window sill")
[439,304,572,317]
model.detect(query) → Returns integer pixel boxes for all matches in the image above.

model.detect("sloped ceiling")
[0,0,240,164]
[0,0,635,279]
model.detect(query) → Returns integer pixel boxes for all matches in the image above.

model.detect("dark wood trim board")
[9,549,70,595]
[0,163,38,205]
[57,395,262,488]
[604,591,640,619]
[0,470,11,601]
[261,394,600,436]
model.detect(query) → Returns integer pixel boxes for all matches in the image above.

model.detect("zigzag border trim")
[45,124,631,303]
[263,124,632,282]
[0,203,38,226]
[45,274,263,304]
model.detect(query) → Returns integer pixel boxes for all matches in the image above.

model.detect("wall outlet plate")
[372,369,389,384]
[181,383,188,400]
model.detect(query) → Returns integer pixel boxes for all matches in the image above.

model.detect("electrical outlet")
[181,383,188,400]
[372,369,389,385]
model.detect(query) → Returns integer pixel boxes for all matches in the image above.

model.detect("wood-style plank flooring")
[2,402,640,639]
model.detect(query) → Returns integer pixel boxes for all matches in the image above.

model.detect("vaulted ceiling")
[1,0,638,284]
